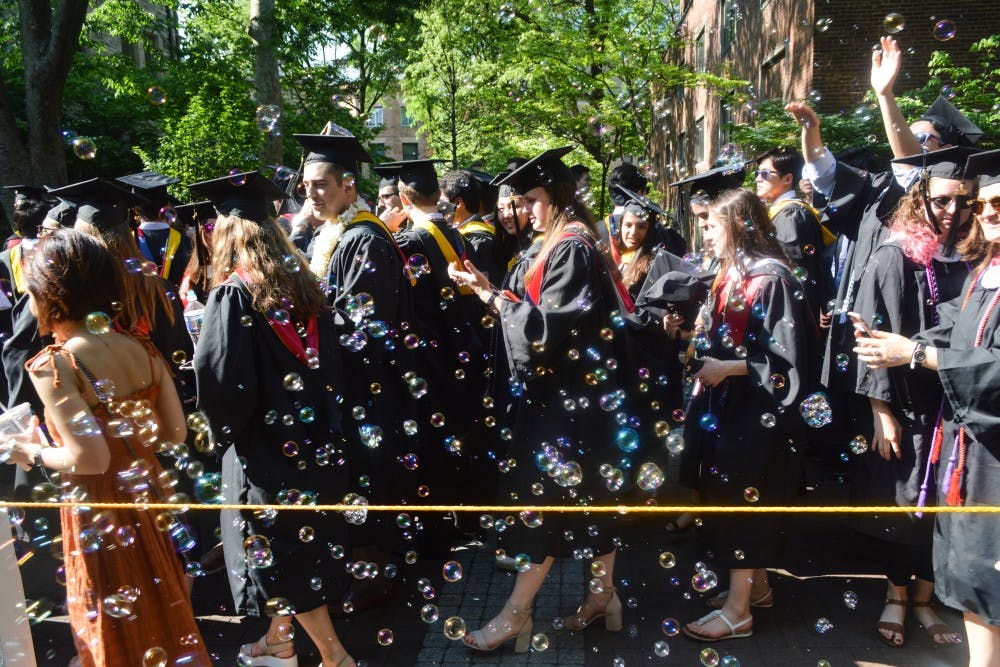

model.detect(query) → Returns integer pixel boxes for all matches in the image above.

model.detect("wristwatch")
[33,446,46,468]
[910,342,927,369]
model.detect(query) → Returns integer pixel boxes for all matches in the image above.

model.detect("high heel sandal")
[561,588,623,632]
[238,635,298,667]
[463,602,534,653]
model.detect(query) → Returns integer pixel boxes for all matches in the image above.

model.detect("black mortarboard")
[920,96,984,148]
[496,147,575,194]
[633,250,714,323]
[44,201,76,227]
[892,146,982,181]
[115,171,180,209]
[467,169,497,188]
[669,163,746,201]
[295,134,371,171]
[613,184,668,218]
[3,185,48,202]
[378,176,399,191]
[46,178,144,230]
[187,171,285,222]
[174,201,217,228]
[964,149,1000,188]
[373,160,444,198]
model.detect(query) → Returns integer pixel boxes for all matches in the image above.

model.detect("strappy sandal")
[238,635,297,666]
[707,587,774,609]
[876,598,907,648]
[911,600,962,646]
[683,609,753,641]
[463,602,533,653]
[561,588,623,632]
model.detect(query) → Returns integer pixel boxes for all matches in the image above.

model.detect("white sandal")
[683,609,753,641]
[463,602,534,653]
[238,635,298,666]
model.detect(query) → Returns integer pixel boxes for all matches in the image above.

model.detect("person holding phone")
[851,147,977,648]
[855,149,1000,665]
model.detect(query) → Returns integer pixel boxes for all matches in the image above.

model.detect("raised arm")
[871,35,922,159]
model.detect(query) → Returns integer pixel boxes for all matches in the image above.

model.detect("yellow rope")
[3,501,1000,513]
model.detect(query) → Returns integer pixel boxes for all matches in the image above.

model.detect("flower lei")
[308,197,371,278]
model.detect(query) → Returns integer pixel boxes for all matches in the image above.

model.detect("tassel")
[945,469,964,506]
[945,429,967,506]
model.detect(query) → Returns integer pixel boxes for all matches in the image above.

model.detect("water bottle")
[183,291,205,346]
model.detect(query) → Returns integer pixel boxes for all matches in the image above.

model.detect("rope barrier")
[3,501,1000,513]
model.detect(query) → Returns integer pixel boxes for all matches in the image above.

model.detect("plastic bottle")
[183,291,205,346]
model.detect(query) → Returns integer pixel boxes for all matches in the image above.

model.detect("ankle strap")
[505,601,532,616]
[884,598,907,607]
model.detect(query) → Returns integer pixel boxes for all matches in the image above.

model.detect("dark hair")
[12,198,49,238]
[439,170,482,214]
[708,188,789,276]
[758,147,804,182]
[609,163,648,205]
[524,178,598,286]
[569,164,590,179]
[26,229,124,332]
[616,204,657,290]
[183,217,215,300]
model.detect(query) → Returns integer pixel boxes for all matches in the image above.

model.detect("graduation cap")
[173,201,217,228]
[633,250,715,322]
[892,146,982,181]
[3,185,49,202]
[613,184,668,218]
[115,171,180,209]
[920,96,984,148]
[467,169,496,189]
[378,176,399,191]
[43,201,77,228]
[373,160,445,198]
[496,147,575,194]
[669,163,746,202]
[964,149,1000,188]
[187,171,285,222]
[294,134,371,171]
[46,178,144,230]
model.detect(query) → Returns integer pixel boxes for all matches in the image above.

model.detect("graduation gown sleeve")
[853,245,908,404]
[327,228,405,320]
[936,325,1000,447]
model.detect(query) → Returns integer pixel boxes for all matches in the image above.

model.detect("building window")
[721,0,737,55]
[760,46,786,100]
[401,106,412,128]
[695,27,706,73]
[366,106,384,129]
[694,116,705,166]
[370,142,388,160]
[719,101,732,151]
[402,142,419,161]
[677,131,688,174]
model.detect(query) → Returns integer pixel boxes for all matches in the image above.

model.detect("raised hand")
[871,35,902,96]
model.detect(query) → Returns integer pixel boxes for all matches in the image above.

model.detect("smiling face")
[926,176,974,240]
[704,210,731,259]
[519,186,551,233]
[620,211,649,251]
[302,162,354,221]
[978,182,1000,244]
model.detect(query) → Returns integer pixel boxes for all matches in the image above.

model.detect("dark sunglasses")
[378,191,399,199]
[971,197,1000,215]
[913,131,944,146]
[754,169,780,180]
[929,195,972,210]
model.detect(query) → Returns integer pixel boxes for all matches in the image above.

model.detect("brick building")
[653,0,999,240]
[363,87,430,163]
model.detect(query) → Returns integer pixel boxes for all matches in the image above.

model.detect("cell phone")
[847,311,874,337]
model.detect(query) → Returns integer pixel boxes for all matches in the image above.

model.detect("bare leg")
[464,556,553,649]
[294,605,354,667]
[911,578,961,644]
[876,580,908,646]
[965,611,1000,667]
[686,568,755,638]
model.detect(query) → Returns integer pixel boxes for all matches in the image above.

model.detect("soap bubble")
[883,12,905,33]
[531,633,550,651]
[700,648,720,666]
[653,640,670,657]
[443,616,467,640]
[849,435,868,455]
[142,647,168,667]
[808,89,823,104]
[800,392,833,428]
[255,104,281,132]
[661,617,680,636]
[814,617,834,634]
[843,590,859,609]
[743,487,760,503]
[377,628,394,646]
[699,413,718,432]
[442,560,463,582]
[815,17,832,32]
[691,569,719,592]
[659,551,676,568]
[72,137,97,160]
[760,413,776,428]
[421,603,439,623]
[932,19,956,41]
[498,2,515,24]
[282,373,304,391]
[85,312,112,334]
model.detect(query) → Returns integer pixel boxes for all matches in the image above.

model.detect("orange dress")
[28,344,210,667]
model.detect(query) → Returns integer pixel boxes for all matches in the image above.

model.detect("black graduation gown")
[0,248,19,409]
[394,218,493,504]
[682,260,815,569]
[194,280,351,615]
[771,201,828,319]
[457,218,500,282]
[136,226,192,288]
[495,232,658,561]
[853,243,969,545]
[325,217,417,506]
[913,272,1000,624]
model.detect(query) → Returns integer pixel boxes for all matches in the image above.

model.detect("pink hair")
[888,217,938,266]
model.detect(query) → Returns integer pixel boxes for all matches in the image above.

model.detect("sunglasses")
[971,196,1000,215]
[928,195,972,210]
[913,131,944,146]
[754,169,780,180]
[378,191,399,200]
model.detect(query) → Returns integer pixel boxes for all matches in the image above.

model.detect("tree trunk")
[249,0,282,165]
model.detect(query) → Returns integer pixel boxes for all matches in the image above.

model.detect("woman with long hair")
[614,200,658,300]
[851,148,975,648]
[191,172,356,667]
[177,201,217,305]
[856,149,1000,666]
[450,147,657,653]
[681,188,816,642]
[4,229,209,666]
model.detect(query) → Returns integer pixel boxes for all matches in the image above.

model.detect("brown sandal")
[876,598,906,648]
[911,601,962,646]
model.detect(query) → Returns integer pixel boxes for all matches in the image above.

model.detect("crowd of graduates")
[2,33,1000,667]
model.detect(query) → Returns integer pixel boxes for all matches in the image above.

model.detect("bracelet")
[486,289,502,311]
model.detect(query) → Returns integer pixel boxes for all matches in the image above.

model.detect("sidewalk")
[25,513,968,666]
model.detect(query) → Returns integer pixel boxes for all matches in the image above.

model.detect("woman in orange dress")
[5,229,210,667]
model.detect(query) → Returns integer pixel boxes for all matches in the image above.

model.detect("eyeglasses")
[36,225,58,237]
[754,169,779,180]
[913,131,944,146]
[928,195,971,210]
[377,191,399,200]
[970,196,1000,215]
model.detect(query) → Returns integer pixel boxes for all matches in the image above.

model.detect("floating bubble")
[72,137,97,160]
[883,12,905,34]
[760,413,776,428]
[85,311,112,334]
[941,84,956,100]
[700,648,720,667]
[654,640,670,657]
[531,633,550,651]
[699,413,719,432]
[443,616,467,640]
[814,617,834,634]
[659,551,676,569]
[661,617,680,636]
[665,432,685,454]
[835,353,849,372]
[691,569,719,592]
[142,647,168,667]
[637,462,665,491]
[442,560,463,582]
[744,487,760,503]
[800,392,833,428]
[377,628,394,646]
[615,428,640,453]
[849,435,868,455]
[282,373,304,391]
[359,424,384,448]
[255,104,281,132]
[720,656,740,667]
[843,590,859,609]
[815,17,832,32]
[102,593,133,618]
[808,89,822,104]
[932,19,956,41]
